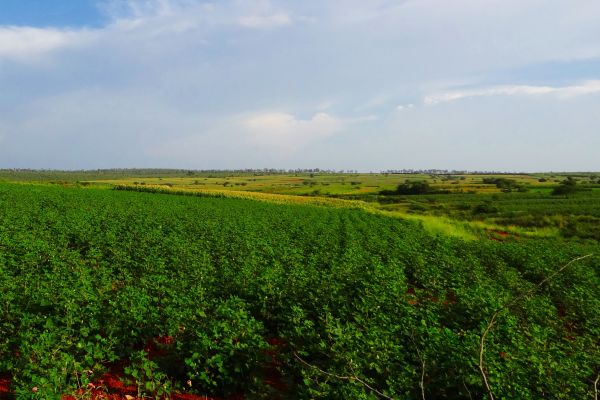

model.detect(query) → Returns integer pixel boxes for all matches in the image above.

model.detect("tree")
[551,176,577,196]
[395,181,434,195]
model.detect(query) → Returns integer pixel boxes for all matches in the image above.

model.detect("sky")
[0,0,599,172]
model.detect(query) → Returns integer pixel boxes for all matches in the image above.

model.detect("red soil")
[0,375,12,399]
[405,288,458,307]
[486,228,520,242]
[1,335,287,400]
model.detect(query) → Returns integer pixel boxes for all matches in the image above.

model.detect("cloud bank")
[0,0,599,171]
[0,26,94,62]
[425,81,600,105]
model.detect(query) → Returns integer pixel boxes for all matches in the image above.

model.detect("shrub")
[552,177,577,196]
[472,201,499,214]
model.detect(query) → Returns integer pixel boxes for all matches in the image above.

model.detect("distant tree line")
[381,169,530,174]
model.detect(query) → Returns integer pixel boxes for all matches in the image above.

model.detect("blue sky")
[0,0,105,27]
[1,0,599,171]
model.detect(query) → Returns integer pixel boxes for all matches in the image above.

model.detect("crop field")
[0,180,598,399]
[87,173,582,197]
[85,170,600,241]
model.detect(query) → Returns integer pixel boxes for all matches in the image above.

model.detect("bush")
[472,201,499,214]
[482,178,528,192]
[552,177,577,196]
[397,181,433,194]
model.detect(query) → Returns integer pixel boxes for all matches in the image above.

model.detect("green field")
[68,169,600,242]
[0,178,598,399]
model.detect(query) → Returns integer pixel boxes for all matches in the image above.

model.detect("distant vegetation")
[551,176,578,196]
[481,177,529,192]
[380,180,442,195]
[1,169,599,242]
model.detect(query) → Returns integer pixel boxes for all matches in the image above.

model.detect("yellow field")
[91,173,554,197]
[113,184,369,209]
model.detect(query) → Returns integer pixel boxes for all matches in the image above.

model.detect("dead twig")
[409,328,427,400]
[462,379,474,400]
[478,253,594,400]
[419,358,426,400]
[293,351,394,400]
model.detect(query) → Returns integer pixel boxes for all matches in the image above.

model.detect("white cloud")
[236,111,378,155]
[238,13,292,29]
[101,0,294,31]
[316,100,335,111]
[424,81,600,105]
[142,111,377,168]
[240,112,344,151]
[99,0,179,20]
[355,95,393,111]
[374,92,600,172]
[0,1,296,61]
[0,26,93,62]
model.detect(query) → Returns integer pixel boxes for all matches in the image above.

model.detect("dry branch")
[293,351,394,400]
[419,358,426,400]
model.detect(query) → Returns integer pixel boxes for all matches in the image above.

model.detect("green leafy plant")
[0,182,597,399]
[125,351,172,399]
